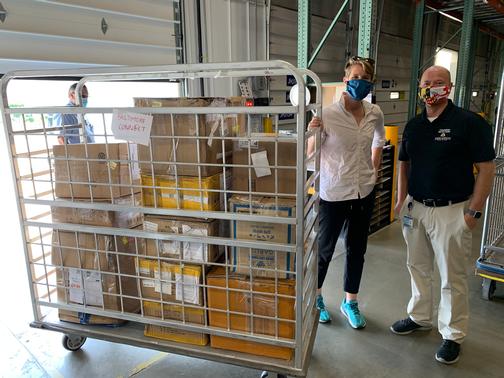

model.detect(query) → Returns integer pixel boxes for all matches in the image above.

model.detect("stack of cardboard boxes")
[134,97,245,346]
[205,134,298,360]
[51,143,143,325]
[50,99,300,360]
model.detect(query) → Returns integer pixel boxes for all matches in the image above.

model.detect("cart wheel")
[260,373,288,378]
[482,278,497,301]
[62,334,86,351]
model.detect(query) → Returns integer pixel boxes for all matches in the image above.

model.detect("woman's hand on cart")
[308,116,323,131]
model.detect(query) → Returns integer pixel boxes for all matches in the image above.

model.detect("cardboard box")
[143,215,221,263]
[58,309,128,325]
[134,97,245,177]
[142,172,229,211]
[52,229,141,325]
[54,143,141,199]
[137,259,203,306]
[229,196,296,278]
[143,301,208,346]
[232,137,297,195]
[207,267,295,360]
[51,193,143,229]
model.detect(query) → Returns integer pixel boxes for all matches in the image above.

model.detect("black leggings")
[317,190,375,294]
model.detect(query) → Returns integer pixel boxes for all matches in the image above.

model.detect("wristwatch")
[464,209,482,219]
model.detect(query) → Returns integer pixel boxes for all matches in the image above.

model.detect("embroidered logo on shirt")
[435,128,451,141]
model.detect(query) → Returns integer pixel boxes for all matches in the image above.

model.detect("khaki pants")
[400,196,472,343]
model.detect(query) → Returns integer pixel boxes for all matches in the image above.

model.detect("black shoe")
[435,339,460,364]
[390,317,432,335]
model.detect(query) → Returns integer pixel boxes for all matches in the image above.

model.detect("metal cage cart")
[0,61,322,378]
[478,71,504,301]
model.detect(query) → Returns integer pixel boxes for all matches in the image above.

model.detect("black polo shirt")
[399,100,495,200]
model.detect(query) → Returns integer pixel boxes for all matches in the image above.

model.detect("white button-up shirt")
[320,94,385,201]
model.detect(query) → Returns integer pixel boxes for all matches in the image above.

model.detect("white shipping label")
[182,242,206,262]
[181,225,208,262]
[181,225,207,236]
[128,143,141,180]
[154,270,172,295]
[183,195,209,204]
[175,273,200,304]
[139,266,151,276]
[238,139,259,149]
[111,110,153,146]
[68,268,84,304]
[142,279,155,288]
[207,120,221,147]
[143,221,159,232]
[160,240,180,255]
[251,150,272,178]
[82,271,104,307]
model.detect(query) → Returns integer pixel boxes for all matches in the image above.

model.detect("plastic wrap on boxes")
[229,195,296,278]
[52,228,143,324]
[207,267,295,360]
[53,143,140,199]
[143,301,208,346]
[134,97,245,177]
[143,215,221,263]
[51,193,143,229]
[142,172,230,211]
[137,259,203,306]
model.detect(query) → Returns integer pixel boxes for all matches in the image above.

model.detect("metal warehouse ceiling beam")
[425,5,465,14]
[426,0,504,39]
[454,0,476,109]
[408,0,425,119]
[485,0,504,16]
[358,0,374,57]
[308,0,349,68]
[297,0,310,68]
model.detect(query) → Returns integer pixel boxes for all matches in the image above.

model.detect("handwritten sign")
[111,110,153,146]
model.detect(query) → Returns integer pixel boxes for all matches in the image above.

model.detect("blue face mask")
[81,98,88,107]
[346,79,373,101]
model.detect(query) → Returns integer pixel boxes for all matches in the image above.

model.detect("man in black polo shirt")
[390,66,495,364]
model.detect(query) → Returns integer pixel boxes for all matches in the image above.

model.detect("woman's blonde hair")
[344,56,375,81]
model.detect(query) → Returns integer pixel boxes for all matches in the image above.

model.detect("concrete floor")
[1,219,504,378]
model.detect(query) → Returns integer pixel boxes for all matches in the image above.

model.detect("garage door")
[0,0,182,72]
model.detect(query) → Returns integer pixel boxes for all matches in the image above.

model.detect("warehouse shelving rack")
[0,61,322,377]
[478,69,504,301]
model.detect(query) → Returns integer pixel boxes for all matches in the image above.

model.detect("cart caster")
[62,334,87,351]
[482,278,497,301]
[260,372,288,378]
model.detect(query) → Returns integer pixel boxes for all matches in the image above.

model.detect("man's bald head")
[420,66,452,87]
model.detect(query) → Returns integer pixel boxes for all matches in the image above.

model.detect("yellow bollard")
[263,117,273,133]
[385,125,399,222]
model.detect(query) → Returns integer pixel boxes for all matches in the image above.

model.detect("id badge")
[402,215,416,229]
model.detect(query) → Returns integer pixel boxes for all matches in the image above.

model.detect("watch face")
[465,209,482,219]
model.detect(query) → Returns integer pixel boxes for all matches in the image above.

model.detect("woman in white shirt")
[308,56,385,328]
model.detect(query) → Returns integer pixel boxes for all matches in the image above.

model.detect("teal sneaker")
[340,299,366,329]
[316,294,331,323]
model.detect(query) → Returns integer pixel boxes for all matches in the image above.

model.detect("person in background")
[307,56,385,329]
[55,83,94,144]
[391,65,496,364]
